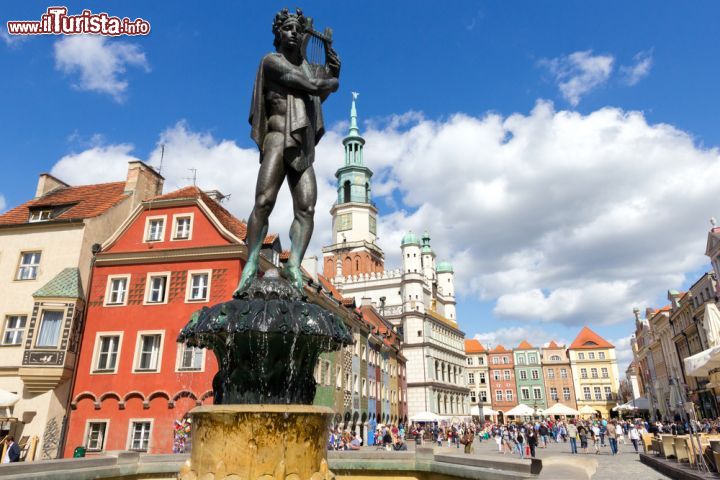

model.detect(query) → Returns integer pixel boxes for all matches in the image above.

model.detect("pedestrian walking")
[566,422,578,454]
[527,428,538,458]
[607,421,618,455]
[628,424,640,453]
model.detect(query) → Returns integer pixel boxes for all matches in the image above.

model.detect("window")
[471,393,477,403]
[533,387,542,400]
[186,271,210,301]
[135,334,162,371]
[95,335,120,371]
[604,386,612,400]
[598,352,606,360]
[591,368,598,379]
[547,368,555,379]
[528,355,537,364]
[502,356,509,364]
[560,368,568,379]
[521,388,530,400]
[129,421,151,451]
[478,372,486,384]
[563,387,570,401]
[36,310,63,347]
[353,374,358,394]
[503,370,511,380]
[583,387,591,400]
[2,315,26,345]
[505,390,513,401]
[145,274,168,304]
[520,370,527,380]
[531,369,539,380]
[467,357,473,366]
[478,356,484,365]
[105,276,129,306]
[173,215,192,240]
[581,368,588,379]
[86,422,107,451]
[594,387,602,400]
[588,352,595,360]
[601,367,609,378]
[493,370,500,381]
[145,217,165,242]
[492,357,499,365]
[468,373,475,384]
[16,252,41,280]
[362,378,367,396]
[517,356,526,365]
[178,343,204,371]
[29,209,52,222]
[496,390,502,401]
[480,390,488,402]
[578,352,585,360]
[550,355,561,361]
[550,387,558,401]
[336,366,342,388]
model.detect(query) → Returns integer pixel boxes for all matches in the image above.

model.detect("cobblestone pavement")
[428,436,673,479]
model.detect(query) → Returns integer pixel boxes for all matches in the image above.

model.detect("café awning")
[684,345,720,378]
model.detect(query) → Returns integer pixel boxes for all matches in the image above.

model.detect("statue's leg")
[286,165,317,291]
[234,134,286,296]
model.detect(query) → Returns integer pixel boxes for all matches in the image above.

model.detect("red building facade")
[488,345,518,420]
[63,187,266,456]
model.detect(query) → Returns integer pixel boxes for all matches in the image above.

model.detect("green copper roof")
[421,230,434,254]
[436,261,454,273]
[33,267,83,299]
[401,231,421,246]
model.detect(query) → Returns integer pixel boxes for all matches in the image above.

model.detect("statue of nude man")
[234,8,340,295]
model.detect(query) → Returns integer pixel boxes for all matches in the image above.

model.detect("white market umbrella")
[703,302,720,348]
[505,403,535,417]
[0,389,19,408]
[481,406,499,416]
[579,405,597,416]
[410,411,441,423]
[685,345,720,377]
[544,403,580,416]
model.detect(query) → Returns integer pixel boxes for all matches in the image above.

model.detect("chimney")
[204,190,228,203]
[125,161,164,207]
[301,256,318,282]
[35,173,69,198]
[361,297,373,307]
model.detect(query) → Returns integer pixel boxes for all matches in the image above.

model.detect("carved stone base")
[178,405,336,480]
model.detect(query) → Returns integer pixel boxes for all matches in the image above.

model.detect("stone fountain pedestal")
[178,405,336,480]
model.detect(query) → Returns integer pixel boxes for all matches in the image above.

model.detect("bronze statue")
[235,8,340,295]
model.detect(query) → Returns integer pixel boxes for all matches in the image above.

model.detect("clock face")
[338,214,352,232]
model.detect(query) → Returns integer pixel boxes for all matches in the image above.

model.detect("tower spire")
[349,91,360,136]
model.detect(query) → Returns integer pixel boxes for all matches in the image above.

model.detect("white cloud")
[49,102,720,334]
[0,194,6,213]
[0,26,28,47]
[540,50,614,106]
[620,50,653,86]
[473,327,569,351]
[54,35,149,102]
[612,335,635,372]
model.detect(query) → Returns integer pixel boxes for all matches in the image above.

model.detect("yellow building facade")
[568,327,620,418]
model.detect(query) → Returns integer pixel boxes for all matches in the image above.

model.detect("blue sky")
[3,1,720,369]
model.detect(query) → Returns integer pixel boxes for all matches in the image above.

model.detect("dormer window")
[29,209,52,222]
[173,215,192,240]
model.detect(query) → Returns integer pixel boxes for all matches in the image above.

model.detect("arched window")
[365,182,370,202]
[435,361,440,381]
[355,258,360,271]
[343,180,351,203]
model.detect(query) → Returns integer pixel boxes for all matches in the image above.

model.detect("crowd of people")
[326,416,666,458]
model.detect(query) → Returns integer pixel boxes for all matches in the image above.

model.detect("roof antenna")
[158,144,165,176]
[185,168,198,186]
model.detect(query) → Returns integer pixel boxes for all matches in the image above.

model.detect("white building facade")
[320,96,470,420]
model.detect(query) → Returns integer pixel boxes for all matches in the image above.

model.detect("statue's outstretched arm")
[264,55,338,95]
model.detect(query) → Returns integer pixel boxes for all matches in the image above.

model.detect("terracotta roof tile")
[360,305,398,347]
[0,182,128,225]
[490,344,508,353]
[546,340,560,349]
[517,340,533,349]
[569,326,614,350]
[317,274,345,302]
[464,339,485,353]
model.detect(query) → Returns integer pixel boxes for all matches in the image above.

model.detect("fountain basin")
[179,404,336,480]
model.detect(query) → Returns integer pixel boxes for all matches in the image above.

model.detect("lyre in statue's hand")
[326,47,341,78]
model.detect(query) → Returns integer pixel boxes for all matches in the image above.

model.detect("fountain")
[176,270,352,479]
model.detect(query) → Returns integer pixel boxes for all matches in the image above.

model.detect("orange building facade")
[488,345,518,420]
[541,341,578,410]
